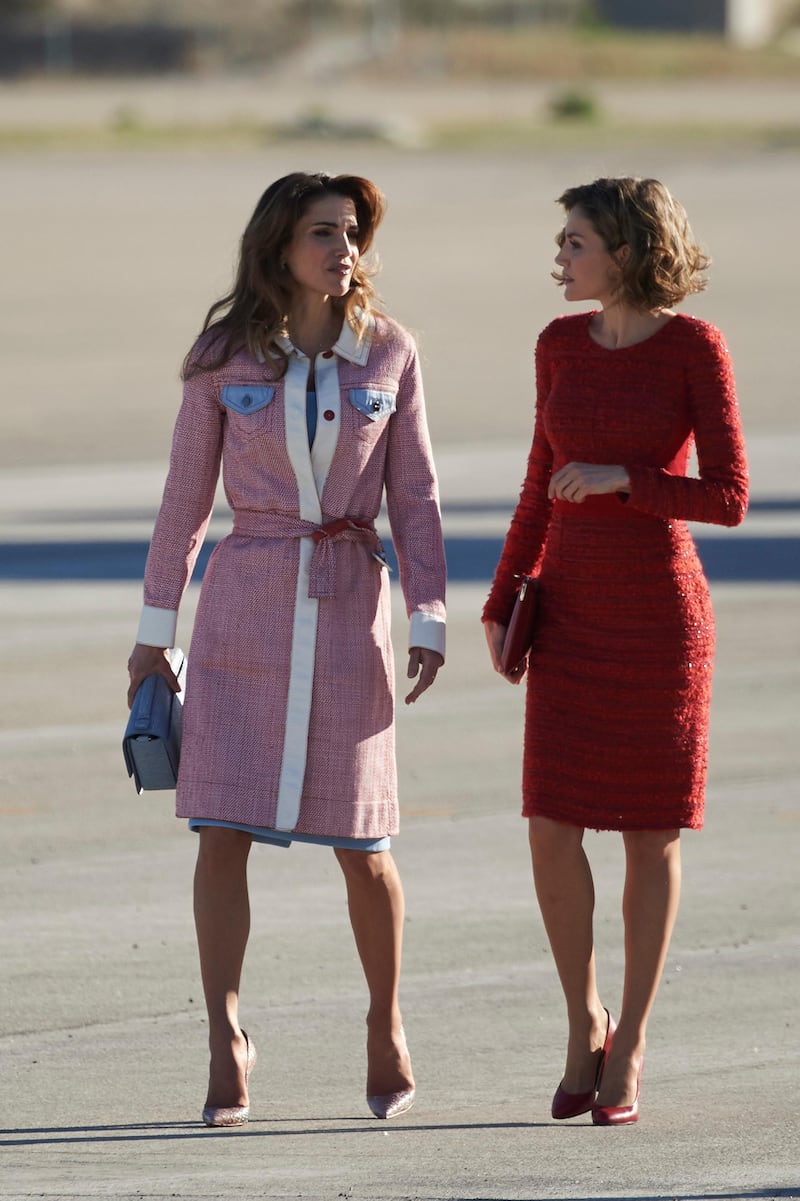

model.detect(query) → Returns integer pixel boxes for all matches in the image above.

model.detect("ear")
[614,243,631,265]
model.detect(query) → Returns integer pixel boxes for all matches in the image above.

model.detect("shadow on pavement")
[0,1118,543,1145]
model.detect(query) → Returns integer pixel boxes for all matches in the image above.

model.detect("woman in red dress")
[483,177,748,1125]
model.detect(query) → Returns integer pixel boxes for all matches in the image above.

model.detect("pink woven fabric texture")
[142,317,446,838]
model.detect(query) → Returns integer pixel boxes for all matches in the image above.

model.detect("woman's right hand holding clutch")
[127,643,182,709]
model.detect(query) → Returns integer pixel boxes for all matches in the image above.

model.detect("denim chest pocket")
[348,388,397,422]
[221,385,276,416]
[220,385,277,439]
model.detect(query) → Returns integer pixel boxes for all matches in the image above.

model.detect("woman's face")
[283,193,360,302]
[554,205,621,306]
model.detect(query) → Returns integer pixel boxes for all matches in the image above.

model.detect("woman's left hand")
[548,462,630,503]
[484,618,527,685]
[405,647,444,704]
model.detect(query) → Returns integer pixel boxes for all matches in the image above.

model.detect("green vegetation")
[548,88,600,121]
[381,25,800,81]
[0,117,274,153]
[427,116,800,152]
[2,111,799,156]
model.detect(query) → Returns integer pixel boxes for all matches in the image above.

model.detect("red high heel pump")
[592,1055,644,1126]
[551,1008,616,1120]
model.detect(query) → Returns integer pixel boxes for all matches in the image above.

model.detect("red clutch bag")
[500,574,538,674]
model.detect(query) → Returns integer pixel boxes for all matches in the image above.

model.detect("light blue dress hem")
[188,818,390,853]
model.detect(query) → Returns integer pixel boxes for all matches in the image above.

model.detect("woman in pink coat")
[127,172,446,1126]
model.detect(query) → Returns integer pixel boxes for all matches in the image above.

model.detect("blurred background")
[2,0,800,466]
[2,0,800,76]
[1,8,799,1197]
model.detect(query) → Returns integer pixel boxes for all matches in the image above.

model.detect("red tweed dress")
[483,312,748,831]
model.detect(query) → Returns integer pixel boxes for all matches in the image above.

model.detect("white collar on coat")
[265,313,373,367]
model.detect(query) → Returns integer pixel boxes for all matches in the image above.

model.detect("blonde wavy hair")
[554,176,709,310]
[184,172,386,379]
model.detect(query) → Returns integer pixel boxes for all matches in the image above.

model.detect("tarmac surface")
[1,79,799,1201]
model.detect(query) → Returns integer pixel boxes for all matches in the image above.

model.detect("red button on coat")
[322,350,334,359]
[323,409,335,421]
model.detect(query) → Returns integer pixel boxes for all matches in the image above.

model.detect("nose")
[339,231,357,259]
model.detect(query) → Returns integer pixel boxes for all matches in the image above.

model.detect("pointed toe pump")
[367,1087,416,1120]
[592,1056,643,1126]
[202,1030,257,1128]
[366,1025,415,1120]
[366,1025,416,1120]
[551,1009,616,1120]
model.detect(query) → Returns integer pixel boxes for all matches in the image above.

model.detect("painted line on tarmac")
[0,720,120,746]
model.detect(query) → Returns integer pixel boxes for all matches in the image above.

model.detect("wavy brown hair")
[554,177,709,310]
[183,172,386,379]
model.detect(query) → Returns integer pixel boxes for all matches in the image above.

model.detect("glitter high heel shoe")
[551,1008,616,1120]
[366,1027,415,1120]
[367,1087,416,1120]
[202,1030,257,1128]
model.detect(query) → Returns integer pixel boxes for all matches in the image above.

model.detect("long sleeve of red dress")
[623,322,748,526]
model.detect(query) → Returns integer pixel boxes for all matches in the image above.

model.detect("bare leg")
[193,826,253,1107]
[529,816,609,1093]
[334,847,414,1096]
[596,828,682,1107]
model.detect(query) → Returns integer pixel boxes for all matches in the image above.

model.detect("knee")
[624,829,680,863]
[529,816,585,868]
[335,847,395,886]
[196,826,252,873]
[623,829,682,878]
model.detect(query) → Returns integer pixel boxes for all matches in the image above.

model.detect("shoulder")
[184,327,245,376]
[367,314,420,370]
[184,327,221,375]
[372,313,417,351]
[184,330,263,385]
[536,312,590,355]
[538,312,591,343]
[667,313,730,357]
[666,315,736,396]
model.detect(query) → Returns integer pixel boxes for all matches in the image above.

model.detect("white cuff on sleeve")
[136,605,178,648]
[409,611,446,661]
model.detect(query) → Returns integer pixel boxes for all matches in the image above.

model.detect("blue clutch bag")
[122,649,187,794]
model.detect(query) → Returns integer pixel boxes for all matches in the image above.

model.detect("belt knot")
[230,512,384,598]
[308,518,383,599]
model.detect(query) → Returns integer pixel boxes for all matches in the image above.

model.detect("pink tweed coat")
[138,315,446,839]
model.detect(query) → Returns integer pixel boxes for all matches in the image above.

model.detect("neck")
[592,302,670,349]
[288,297,341,359]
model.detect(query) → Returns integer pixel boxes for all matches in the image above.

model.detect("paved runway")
[1,110,798,1200]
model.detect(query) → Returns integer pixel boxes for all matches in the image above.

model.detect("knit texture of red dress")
[483,312,748,831]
